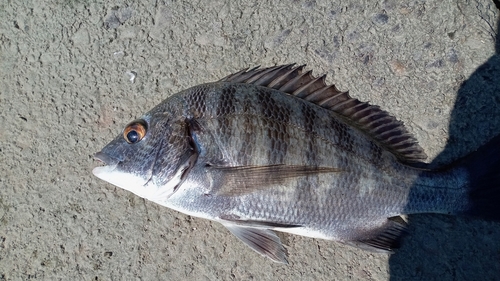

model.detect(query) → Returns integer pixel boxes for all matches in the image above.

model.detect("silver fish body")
[93,65,500,263]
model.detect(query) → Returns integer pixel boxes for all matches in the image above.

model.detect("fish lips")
[92,151,120,177]
[94,151,120,166]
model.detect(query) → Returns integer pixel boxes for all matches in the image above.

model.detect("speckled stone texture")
[0,1,499,280]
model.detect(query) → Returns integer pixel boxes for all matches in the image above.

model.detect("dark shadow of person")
[389,11,500,281]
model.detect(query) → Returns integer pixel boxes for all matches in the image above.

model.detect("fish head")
[93,111,198,204]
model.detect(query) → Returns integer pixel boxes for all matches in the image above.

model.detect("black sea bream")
[93,64,500,263]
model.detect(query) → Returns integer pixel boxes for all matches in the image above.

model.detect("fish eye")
[123,120,147,144]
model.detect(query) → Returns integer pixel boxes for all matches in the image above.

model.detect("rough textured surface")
[0,0,499,280]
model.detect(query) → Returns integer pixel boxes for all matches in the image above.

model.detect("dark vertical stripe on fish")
[185,86,208,118]
[369,141,383,165]
[256,89,290,164]
[237,95,256,165]
[327,117,358,188]
[216,86,237,149]
[217,85,237,116]
[300,101,319,166]
[296,101,321,200]
[333,118,354,153]
[275,103,291,164]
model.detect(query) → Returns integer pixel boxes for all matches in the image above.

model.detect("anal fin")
[223,224,288,263]
[343,216,408,253]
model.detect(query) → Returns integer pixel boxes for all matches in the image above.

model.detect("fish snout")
[94,151,119,166]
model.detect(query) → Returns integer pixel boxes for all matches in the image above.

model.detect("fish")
[93,64,500,263]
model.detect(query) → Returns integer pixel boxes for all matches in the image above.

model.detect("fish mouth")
[94,151,119,166]
[92,151,120,177]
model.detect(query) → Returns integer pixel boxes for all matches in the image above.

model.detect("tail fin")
[459,135,500,221]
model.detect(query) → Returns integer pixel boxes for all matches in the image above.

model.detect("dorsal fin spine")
[330,98,357,111]
[356,110,382,123]
[316,92,344,106]
[292,75,325,98]
[376,128,403,141]
[268,66,302,88]
[346,102,371,115]
[247,65,289,85]
[279,70,312,92]
[244,69,272,83]
[364,116,394,129]
[306,85,336,102]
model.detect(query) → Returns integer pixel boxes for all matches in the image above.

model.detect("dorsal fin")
[219,64,427,163]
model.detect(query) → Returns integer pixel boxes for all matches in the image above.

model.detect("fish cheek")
[147,134,187,186]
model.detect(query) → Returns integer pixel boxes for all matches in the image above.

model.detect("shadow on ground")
[389,15,500,281]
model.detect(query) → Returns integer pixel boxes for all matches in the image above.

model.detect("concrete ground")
[1,0,499,280]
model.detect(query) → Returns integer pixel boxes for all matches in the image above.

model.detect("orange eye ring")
[123,120,147,144]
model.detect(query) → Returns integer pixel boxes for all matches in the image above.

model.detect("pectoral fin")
[211,164,341,196]
[223,224,288,264]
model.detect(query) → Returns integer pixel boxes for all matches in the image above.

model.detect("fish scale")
[93,64,500,263]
